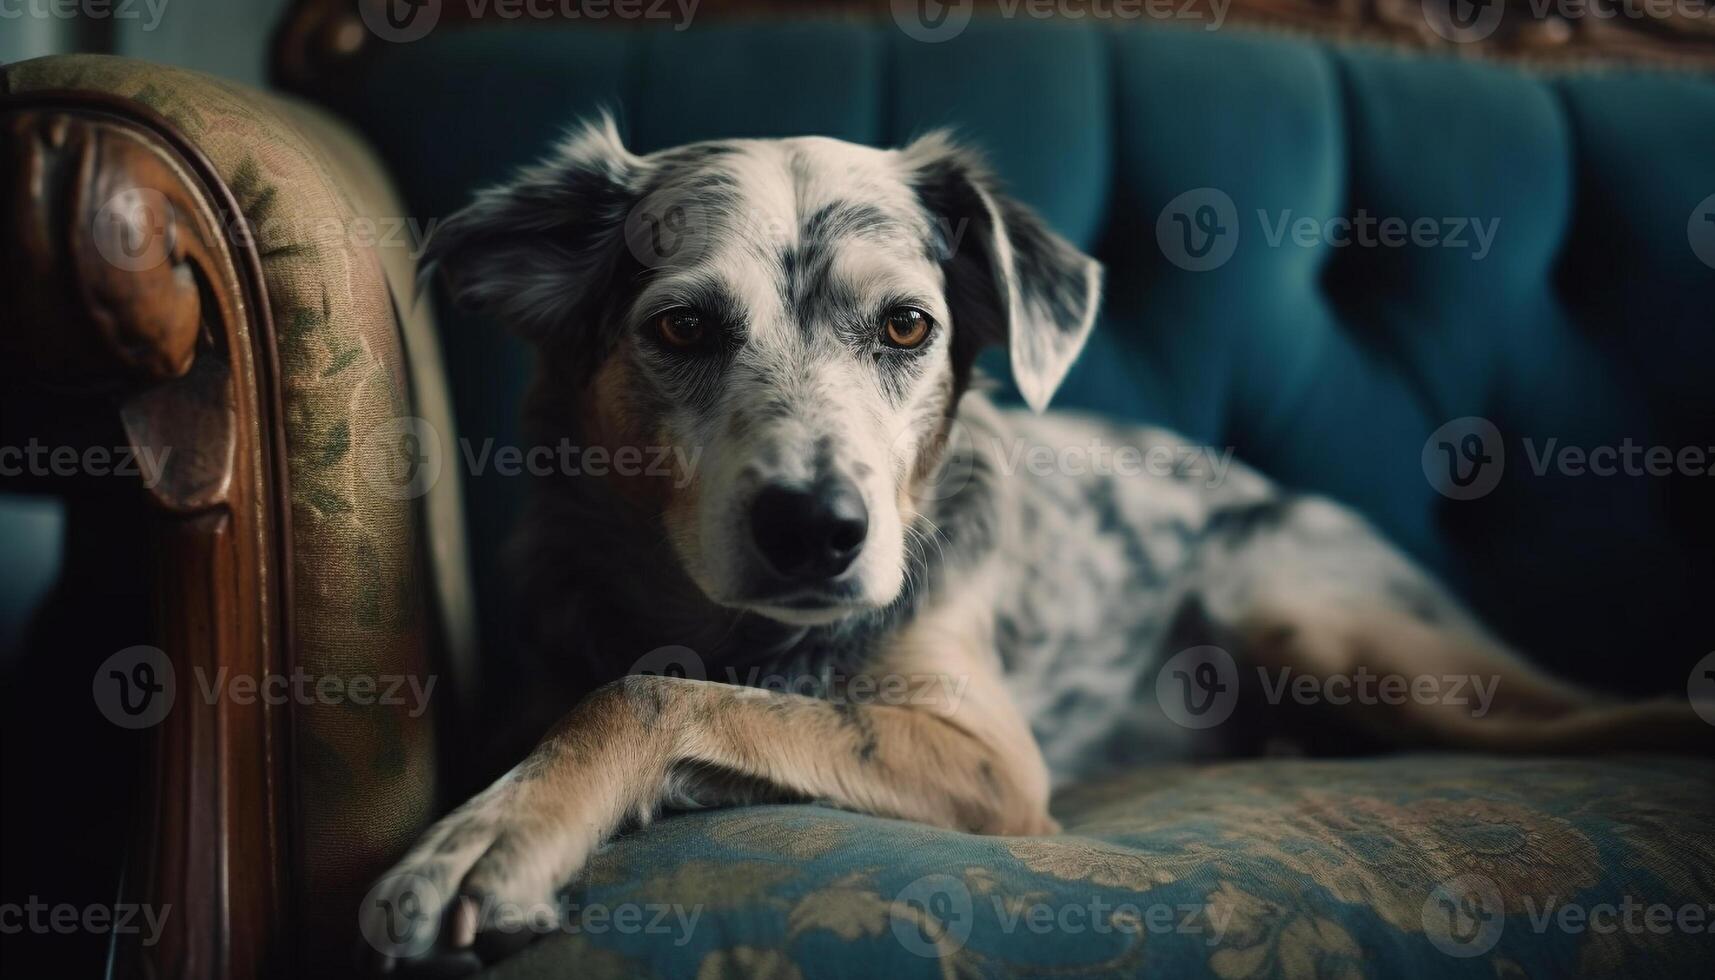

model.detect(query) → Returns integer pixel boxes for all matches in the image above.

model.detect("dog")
[363,116,1710,971]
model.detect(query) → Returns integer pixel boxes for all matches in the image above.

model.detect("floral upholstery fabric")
[487,756,1715,979]
[3,55,470,972]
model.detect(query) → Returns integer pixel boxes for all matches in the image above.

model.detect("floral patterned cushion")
[485,755,1715,979]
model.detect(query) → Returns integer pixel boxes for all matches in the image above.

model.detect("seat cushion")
[481,756,1715,979]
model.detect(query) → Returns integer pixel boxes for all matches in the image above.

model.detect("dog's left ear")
[423,112,647,362]
[904,133,1102,413]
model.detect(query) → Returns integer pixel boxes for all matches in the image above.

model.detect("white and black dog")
[364,116,1708,971]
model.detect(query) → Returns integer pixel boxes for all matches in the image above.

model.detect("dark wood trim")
[273,0,1715,97]
[0,90,296,980]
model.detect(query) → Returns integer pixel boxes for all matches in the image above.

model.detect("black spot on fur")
[834,700,880,763]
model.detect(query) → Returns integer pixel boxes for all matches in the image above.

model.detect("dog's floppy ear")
[424,113,646,354]
[904,132,1102,413]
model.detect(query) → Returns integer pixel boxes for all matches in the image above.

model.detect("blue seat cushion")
[479,756,1715,979]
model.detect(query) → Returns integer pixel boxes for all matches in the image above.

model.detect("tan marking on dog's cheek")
[660,456,704,574]
[578,351,684,512]
[898,370,957,518]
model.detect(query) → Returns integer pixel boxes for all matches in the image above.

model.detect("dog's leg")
[1194,497,1714,756]
[363,582,1050,969]
[1236,597,1714,754]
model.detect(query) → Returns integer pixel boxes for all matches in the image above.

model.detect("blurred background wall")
[1,0,290,86]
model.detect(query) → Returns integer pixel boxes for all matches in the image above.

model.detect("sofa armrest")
[1,56,471,979]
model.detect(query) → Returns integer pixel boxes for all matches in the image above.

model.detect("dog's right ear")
[424,113,646,353]
[902,133,1101,414]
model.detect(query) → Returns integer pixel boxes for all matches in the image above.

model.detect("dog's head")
[431,116,1100,626]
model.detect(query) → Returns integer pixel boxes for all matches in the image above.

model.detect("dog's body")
[365,121,1707,971]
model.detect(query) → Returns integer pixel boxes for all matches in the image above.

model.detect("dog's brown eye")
[654,309,705,349]
[882,307,933,349]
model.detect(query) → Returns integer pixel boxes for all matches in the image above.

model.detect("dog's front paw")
[359,791,592,975]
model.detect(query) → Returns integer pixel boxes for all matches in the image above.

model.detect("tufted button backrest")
[329,20,1715,692]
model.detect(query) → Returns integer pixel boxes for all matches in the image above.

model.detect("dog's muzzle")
[748,476,869,584]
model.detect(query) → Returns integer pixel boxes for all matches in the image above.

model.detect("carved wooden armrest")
[0,91,294,980]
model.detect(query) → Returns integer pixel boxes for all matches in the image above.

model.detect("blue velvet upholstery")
[330,21,1715,696]
[308,20,1715,977]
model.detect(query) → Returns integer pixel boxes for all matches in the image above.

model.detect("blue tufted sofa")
[289,20,1715,978]
[330,20,1715,701]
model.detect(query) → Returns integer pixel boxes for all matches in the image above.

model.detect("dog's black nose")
[750,479,868,581]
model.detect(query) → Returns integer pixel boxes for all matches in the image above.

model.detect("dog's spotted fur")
[365,117,1711,973]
